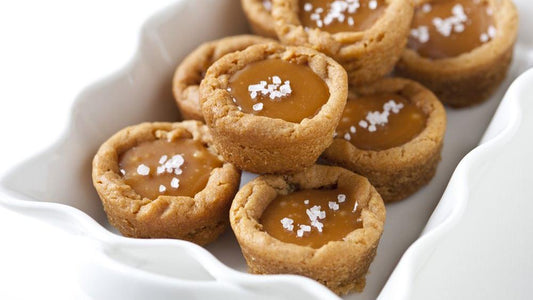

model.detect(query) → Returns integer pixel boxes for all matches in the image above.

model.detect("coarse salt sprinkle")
[304,0,380,29]
[411,3,496,45]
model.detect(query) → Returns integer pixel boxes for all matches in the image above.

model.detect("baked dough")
[241,0,278,38]
[92,121,241,245]
[200,43,347,174]
[230,165,386,294]
[322,78,446,202]
[395,0,518,107]
[173,35,274,120]
[271,0,413,85]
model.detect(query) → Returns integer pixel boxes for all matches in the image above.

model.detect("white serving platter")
[0,0,532,299]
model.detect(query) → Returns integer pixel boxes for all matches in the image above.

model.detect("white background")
[0,1,173,299]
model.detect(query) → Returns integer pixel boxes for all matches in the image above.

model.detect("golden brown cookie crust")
[395,0,518,107]
[322,78,446,202]
[173,35,275,121]
[230,165,386,295]
[241,0,278,38]
[92,121,241,245]
[200,43,348,174]
[271,0,413,85]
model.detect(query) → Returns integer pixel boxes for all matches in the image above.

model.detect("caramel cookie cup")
[271,0,413,85]
[200,43,347,174]
[396,0,518,107]
[230,165,386,295]
[173,35,274,121]
[92,121,241,245]
[322,78,446,202]
[241,0,278,38]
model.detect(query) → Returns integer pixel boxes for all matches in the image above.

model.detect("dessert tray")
[1,0,532,299]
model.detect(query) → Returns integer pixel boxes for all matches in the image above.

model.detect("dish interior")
[1,0,532,299]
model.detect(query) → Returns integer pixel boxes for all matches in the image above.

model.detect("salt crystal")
[171,177,180,189]
[337,194,346,203]
[329,201,340,211]
[253,102,264,111]
[344,133,351,141]
[137,164,150,176]
[159,185,166,193]
[281,217,294,231]
[353,201,359,212]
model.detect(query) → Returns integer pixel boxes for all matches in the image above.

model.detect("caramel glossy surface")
[299,0,387,34]
[119,139,222,200]
[229,59,330,123]
[336,93,427,151]
[260,188,363,249]
[408,0,495,59]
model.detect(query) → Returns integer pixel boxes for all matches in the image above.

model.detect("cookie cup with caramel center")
[92,121,241,245]
[230,165,386,295]
[241,0,278,38]
[200,43,347,174]
[272,0,413,85]
[322,78,446,202]
[396,0,518,107]
[173,35,274,121]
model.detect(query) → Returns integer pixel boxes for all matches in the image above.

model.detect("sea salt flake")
[353,201,359,212]
[281,217,294,231]
[369,0,377,10]
[311,219,324,232]
[120,169,126,175]
[304,3,313,11]
[248,76,292,101]
[359,120,368,128]
[296,224,312,237]
[344,133,351,141]
[348,17,355,26]
[337,194,346,203]
[422,3,432,13]
[253,102,264,111]
[432,4,468,37]
[137,164,150,176]
[159,185,167,193]
[350,126,356,133]
[329,201,340,211]
[410,26,430,44]
[171,177,180,189]
[480,33,489,43]
[304,199,310,205]
[306,205,326,223]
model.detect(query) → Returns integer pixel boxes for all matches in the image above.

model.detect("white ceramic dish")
[0,0,532,299]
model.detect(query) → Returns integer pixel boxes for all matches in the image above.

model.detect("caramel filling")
[260,188,363,249]
[298,0,387,34]
[335,93,426,151]
[408,0,496,59]
[229,59,330,123]
[119,139,222,200]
